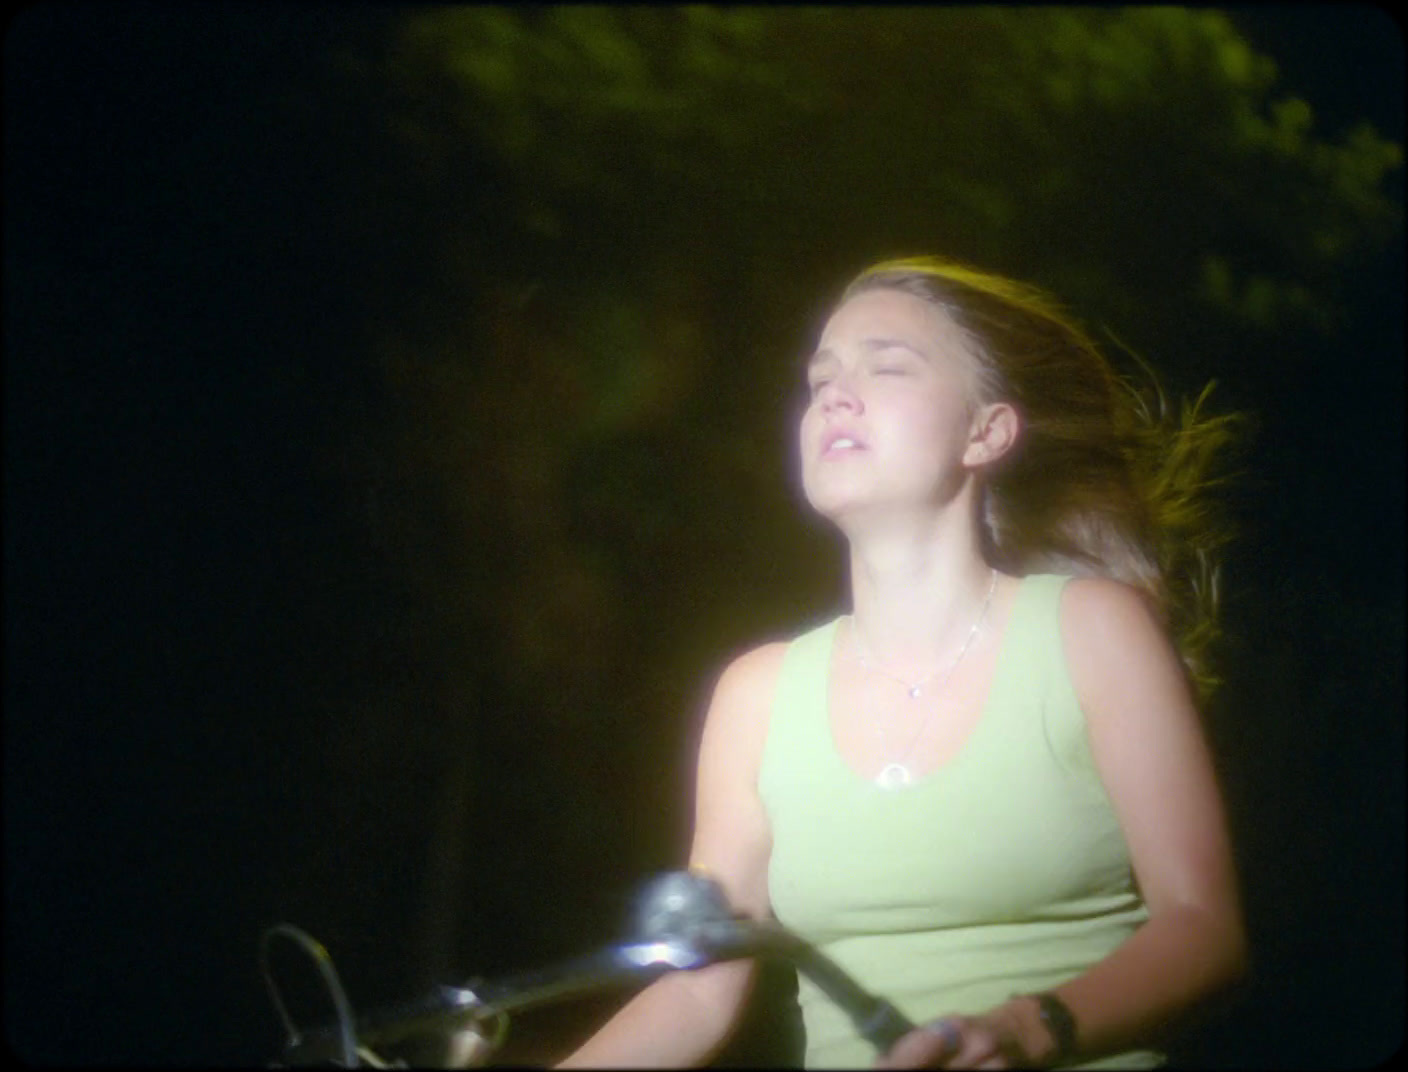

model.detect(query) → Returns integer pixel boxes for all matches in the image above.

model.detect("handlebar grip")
[784,941,916,1052]
[854,996,915,1052]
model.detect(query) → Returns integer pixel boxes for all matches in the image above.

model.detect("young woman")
[558,257,1247,1069]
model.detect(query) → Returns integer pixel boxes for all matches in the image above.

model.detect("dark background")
[4,4,1403,1067]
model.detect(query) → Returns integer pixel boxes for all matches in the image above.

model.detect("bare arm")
[558,642,785,1068]
[1029,577,1248,1059]
[879,578,1247,1069]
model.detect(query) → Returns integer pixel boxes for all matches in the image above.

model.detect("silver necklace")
[850,568,997,789]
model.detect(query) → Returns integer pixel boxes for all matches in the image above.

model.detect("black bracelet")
[1031,992,1078,1064]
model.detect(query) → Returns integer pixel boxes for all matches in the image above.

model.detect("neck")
[844,502,994,675]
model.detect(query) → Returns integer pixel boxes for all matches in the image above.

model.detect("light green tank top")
[758,574,1163,1068]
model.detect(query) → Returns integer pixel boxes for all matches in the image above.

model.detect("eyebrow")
[804,337,927,372]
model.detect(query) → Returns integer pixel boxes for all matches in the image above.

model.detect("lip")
[820,427,868,457]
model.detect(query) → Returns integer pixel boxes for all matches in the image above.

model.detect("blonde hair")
[842,256,1245,703]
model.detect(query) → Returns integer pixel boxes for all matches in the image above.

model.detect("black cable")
[260,924,359,1068]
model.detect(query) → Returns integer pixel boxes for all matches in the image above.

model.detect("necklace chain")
[849,568,997,789]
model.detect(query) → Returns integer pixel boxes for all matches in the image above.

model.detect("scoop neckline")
[821,574,1027,794]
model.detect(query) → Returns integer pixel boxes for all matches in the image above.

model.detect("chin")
[801,476,849,518]
[802,487,870,529]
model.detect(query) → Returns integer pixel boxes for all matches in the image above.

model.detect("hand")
[873,1011,1032,1070]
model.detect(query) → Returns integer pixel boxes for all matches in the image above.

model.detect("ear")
[963,401,1020,468]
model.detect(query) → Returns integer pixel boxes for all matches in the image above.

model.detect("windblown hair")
[842,256,1245,704]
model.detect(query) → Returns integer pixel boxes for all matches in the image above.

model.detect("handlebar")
[271,871,915,1066]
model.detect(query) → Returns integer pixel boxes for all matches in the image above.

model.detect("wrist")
[1004,992,1077,1067]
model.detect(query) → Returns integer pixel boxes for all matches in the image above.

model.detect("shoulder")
[1057,574,1194,728]
[694,639,794,787]
[717,639,791,685]
[1057,574,1164,643]
[700,619,836,760]
[706,640,790,734]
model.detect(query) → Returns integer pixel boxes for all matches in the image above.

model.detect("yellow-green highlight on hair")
[841,256,1249,705]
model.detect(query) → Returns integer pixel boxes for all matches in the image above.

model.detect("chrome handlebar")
[272,871,914,1066]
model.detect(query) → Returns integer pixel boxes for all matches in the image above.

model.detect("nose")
[815,373,863,415]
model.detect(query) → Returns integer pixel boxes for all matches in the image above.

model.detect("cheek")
[894,394,966,448]
[794,411,815,478]
[797,404,822,450]
[895,409,979,481]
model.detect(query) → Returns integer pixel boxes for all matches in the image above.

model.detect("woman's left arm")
[1025,576,1249,1063]
[878,577,1248,1069]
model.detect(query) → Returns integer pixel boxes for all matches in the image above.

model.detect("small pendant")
[908,685,921,699]
[876,763,911,789]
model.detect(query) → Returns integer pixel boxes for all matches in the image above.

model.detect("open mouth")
[821,431,867,457]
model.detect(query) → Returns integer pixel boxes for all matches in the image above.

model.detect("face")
[798,287,990,523]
